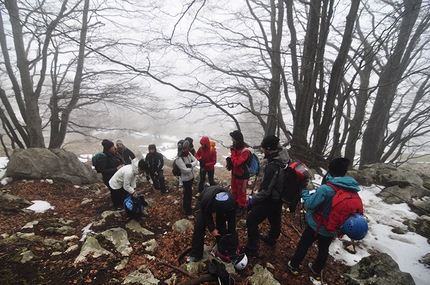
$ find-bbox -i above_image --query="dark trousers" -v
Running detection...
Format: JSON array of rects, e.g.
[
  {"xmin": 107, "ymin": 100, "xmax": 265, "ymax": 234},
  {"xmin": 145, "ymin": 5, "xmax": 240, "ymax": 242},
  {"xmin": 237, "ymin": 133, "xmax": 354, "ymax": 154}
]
[
  {"xmin": 110, "ymin": 188, "xmax": 127, "ymax": 208},
  {"xmin": 198, "ymin": 170, "xmax": 216, "ymax": 193},
  {"xmin": 246, "ymin": 199, "xmax": 283, "ymax": 250},
  {"xmin": 151, "ymin": 170, "xmax": 167, "ymax": 193},
  {"xmin": 290, "ymin": 225, "xmax": 334, "ymax": 273},
  {"xmin": 183, "ymin": 179, "xmax": 194, "ymax": 215},
  {"xmin": 190, "ymin": 210, "xmax": 236, "ymax": 258}
]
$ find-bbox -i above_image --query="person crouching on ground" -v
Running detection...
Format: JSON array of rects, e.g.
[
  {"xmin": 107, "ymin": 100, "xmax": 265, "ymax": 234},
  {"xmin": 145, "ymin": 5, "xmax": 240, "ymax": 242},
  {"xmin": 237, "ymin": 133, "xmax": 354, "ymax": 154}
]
[
  {"xmin": 109, "ymin": 158, "xmax": 146, "ymax": 209},
  {"xmin": 242, "ymin": 135, "xmax": 289, "ymax": 256},
  {"xmin": 287, "ymin": 157, "xmax": 359, "ymax": 280},
  {"xmin": 186, "ymin": 186, "xmax": 237, "ymax": 263}
]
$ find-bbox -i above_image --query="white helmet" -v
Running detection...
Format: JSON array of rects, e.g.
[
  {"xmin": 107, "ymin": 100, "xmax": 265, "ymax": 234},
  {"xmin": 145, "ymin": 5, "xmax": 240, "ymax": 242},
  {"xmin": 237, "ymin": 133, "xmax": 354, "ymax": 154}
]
[{"xmin": 233, "ymin": 253, "xmax": 248, "ymax": 270}]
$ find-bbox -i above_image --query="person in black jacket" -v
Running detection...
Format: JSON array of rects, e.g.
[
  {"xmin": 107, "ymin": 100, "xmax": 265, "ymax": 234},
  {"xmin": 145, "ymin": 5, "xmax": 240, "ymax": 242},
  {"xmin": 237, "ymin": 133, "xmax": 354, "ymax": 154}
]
[
  {"xmin": 145, "ymin": 144, "xmax": 167, "ymax": 193},
  {"xmin": 116, "ymin": 140, "xmax": 136, "ymax": 165},
  {"xmin": 242, "ymin": 135, "xmax": 290, "ymax": 256},
  {"xmin": 186, "ymin": 186, "xmax": 237, "ymax": 263},
  {"xmin": 97, "ymin": 139, "xmax": 125, "ymax": 210}
]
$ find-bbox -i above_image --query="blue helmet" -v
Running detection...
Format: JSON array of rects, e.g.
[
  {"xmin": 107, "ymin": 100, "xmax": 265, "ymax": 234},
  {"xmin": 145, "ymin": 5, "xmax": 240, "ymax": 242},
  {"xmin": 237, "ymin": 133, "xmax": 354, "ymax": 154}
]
[{"xmin": 340, "ymin": 214, "xmax": 368, "ymax": 240}]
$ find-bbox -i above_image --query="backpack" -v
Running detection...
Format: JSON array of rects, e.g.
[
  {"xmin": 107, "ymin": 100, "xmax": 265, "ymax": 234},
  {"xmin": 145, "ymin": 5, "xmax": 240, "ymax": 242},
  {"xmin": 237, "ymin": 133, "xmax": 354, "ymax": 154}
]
[
  {"xmin": 313, "ymin": 183, "xmax": 364, "ymax": 235},
  {"xmin": 241, "ymin": 148, "xmax": 259, "ymax": 178},
  {"xmin": 172, "ymin": 157, "xmax": 183, "ymax": 176},
  {"xmin": 272, "ymin": 159, "xmax": 309, "ymax": 211},
  {"xmin": 210, "ymin": 232, "xmax": 239, "ymax": 263},
  {"xmin": 92, "ymin": 152, "xmax": 106, "ymax": 173},
  {"xmin": 124, "ymin": 195, "xmax": 148, "ymax": 220}
]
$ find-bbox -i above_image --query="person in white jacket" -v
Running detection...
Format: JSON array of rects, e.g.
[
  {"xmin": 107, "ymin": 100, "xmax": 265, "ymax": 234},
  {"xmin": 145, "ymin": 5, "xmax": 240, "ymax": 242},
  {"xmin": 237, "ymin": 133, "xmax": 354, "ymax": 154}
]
[
  {"xmin": 175, "ymin": 140, "xmax": 198, "ymax": 219},
  {"xmin": 109, "ymin": 158, "xmax": 145, "ymax": 210}
]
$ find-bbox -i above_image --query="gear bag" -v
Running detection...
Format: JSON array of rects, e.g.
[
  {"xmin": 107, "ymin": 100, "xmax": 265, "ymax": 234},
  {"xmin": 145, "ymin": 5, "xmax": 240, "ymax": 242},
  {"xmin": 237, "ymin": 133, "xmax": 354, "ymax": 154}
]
[
  {"xmin": 124, "ymin": 195, "xmax": 148, "ymax": 220},
  {"xmin": 238, "ymin": 148, "xmax": 259, "ymax": 179},
  {"xmin": 210, "ymin": 232, "xmax": 239, "ymax": 263},
  {"xmin": 92, "ymin": 152, "xmax": 106, "ymax": 173},
  {"xmin": 271, "ymin": 159, "xmax": 309, "ymax": 212},
  {"xmin": 172, "ymin": 157, "xmax": 184, "ymax": 177},
  {"xmin": 312, "ymin": 183, "xmax": 364, "ymax": 236}
]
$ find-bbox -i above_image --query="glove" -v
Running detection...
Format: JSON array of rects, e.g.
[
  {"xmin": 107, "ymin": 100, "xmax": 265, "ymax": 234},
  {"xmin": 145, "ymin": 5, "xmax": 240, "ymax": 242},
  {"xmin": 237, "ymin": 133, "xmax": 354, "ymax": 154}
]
[
  {"xmin": 226, "ymin": 157, "xmax": 233, "ymax": 171},
  {"xmin": 199, "ymin": 159, "xmax": 205, "ymax": 168},
  {"xmin": 186, "ymin": 164, "xmax": 192, "ymax": 168},
  {"xmin": 246, "ymin": 195, "xmax": 254, "ymax": 212}
]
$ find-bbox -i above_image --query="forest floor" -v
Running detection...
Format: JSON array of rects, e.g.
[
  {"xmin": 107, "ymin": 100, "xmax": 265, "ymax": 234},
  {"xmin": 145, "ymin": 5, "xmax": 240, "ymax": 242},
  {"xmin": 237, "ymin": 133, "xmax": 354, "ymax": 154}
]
[{"xmin": 0, "ymin": 167, "xmax": 351, "ymax": 285}]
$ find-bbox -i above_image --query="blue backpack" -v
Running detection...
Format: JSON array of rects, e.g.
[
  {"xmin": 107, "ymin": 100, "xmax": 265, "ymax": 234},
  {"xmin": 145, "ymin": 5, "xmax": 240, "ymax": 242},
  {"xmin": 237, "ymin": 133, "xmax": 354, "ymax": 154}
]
[
  {"xmin": 92, "ymin": 152, "xmax": 106, "ymax": 173},
  {"xmin": 124, "ymin": 195, "xmax": 148, "ymax": 220},
  {"xmin": 248, "ymin": 152, "xmax": 259, "ymax": 175}
]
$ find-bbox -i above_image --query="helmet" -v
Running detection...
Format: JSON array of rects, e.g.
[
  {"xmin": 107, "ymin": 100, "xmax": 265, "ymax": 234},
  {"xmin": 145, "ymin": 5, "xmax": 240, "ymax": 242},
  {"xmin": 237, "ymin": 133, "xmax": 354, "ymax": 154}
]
[
  {"xmin": 233, "ymin": 253, "xmax": 248, "ymax": 270},
  {"xmin": 340, "ymin": 214, "xmax": 368, "ymax": 240}
]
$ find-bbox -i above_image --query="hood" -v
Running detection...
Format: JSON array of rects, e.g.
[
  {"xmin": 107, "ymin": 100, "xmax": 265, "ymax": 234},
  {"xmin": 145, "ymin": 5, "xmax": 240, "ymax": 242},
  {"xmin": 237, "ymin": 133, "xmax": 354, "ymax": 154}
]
[
  {"xmin": 326, "ymin": 174, "xmax": 361, "ymax": 193},
  {"xmin": 269, "ymin": 147, "xmax": 290, "ymax": 165},
  {"xmin": 131, "ymin": 158, "xmax": 139, "ymax": 174},
  {"xmin": 200, "ymin": 136, "xmax": 210, "ymax": 147},
  {"xmin": 148, "ymin": 144, "xmax": 157, "ymax": 152}
]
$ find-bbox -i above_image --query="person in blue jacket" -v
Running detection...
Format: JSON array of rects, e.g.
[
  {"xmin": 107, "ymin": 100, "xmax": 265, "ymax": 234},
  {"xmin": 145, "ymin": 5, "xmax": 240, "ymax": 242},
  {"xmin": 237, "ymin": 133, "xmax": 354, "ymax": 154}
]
[{"xmin": 287, "ymin": 157, "xmax": 360, "ymax": 280}]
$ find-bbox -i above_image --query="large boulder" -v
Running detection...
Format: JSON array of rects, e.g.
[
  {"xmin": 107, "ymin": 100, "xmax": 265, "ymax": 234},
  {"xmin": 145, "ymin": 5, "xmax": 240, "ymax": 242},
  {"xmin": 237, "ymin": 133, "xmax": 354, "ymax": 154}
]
[
  {"xmin": 5, "ymin": 148, "xmax": 99, "ymax": 184},
  {"xmin": 344, "ymin": 252, "xmax": 416, "ymax": 285}
]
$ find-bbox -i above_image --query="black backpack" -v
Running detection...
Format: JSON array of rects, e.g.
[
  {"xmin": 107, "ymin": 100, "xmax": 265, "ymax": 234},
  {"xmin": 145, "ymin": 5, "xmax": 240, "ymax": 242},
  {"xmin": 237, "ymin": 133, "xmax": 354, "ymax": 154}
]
[
  {"xmin": 92, "ymin": 152, "xmax": 106, "ymax": 173},
  {"xmin": 271, "ymin": 159, "xmax": 309, "ymax": 212},
  {"xmin": 124, "ymin": 195, "xmax": 148, "ymax": 220},
  {"xmin": 172, "ymin": 157, "xmax": 184, "ymax": 176}
]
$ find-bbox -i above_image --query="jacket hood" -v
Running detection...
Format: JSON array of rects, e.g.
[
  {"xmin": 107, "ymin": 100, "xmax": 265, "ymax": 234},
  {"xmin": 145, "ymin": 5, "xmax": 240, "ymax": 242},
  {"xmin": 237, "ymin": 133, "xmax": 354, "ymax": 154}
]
[
  {"xmin": 131, "ymin": 158, "xmax": 139, "ymax": 174},
  {"xmin": 200, "ymin": 136, "xmax": 210, "ymax": 147},
  {"xmin": 148, "ymin": 144, "xmax": 157, "ymax": 152},
  {"xmin": 326, "ymin": 174, "xmax": 360, "ymax": 192},
  {"xmin": 269, "ymin": 147, "xmax": 290, "ymax": 165}
]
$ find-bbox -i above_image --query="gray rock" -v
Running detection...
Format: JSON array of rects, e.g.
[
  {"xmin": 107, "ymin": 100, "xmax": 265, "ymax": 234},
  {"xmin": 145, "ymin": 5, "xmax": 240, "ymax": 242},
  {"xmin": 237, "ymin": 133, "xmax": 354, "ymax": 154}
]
[
  {"xmin": 247, "ymin": 264, "xmax": 281, "ymax": 285},
  {"xmin": 172, "ymin": 219, "xmax": 193, "ymax": 233},
  {"xmin": 100, "ymin": 228, "xmax": 132, "ymax": 257},
  {"xmin": 74, "ymin": 236, "xmax": 114, "ymax": 264},
  {"xmin": 377, "ymin": 185, "xmax": 411, "ymax": 204},
  {"xmin": 5, "ymin": 148, "xmax": 99, "ymax": 184},
  {"xmin": 344, "ymin": 252, "xmax": 416, "ymax": 285}
]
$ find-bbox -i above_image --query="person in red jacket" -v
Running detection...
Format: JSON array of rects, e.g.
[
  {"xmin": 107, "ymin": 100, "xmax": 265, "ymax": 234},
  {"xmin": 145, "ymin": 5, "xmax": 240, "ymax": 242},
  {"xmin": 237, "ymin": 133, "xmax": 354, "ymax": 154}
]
[
  {"xmin": 226, "ymin": 130, "xmax": 250, "ymax": 217},
  {"xmin": 195, "ymin": 136, "xmax": 217, "ymax": 196}
]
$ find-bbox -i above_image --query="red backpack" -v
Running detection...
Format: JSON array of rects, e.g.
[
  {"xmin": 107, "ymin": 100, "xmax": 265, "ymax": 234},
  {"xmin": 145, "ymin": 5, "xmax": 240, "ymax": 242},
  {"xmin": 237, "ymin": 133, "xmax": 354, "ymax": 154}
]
[{"xmin": 313, "ymin": 183, "xmax": 364, "ymax": 234}]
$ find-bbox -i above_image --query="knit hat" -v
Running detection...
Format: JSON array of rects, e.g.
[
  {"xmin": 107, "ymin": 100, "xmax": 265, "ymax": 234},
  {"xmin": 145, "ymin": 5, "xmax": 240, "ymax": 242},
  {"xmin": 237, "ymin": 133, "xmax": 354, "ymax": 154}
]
[
  {"xmin": 328, "ymin": 157, "xmax": 350, "ymax": 177},
  {"xmin": 229, "ymin": 130, "xmax": 244, "ymax": 143},
  {"xmin": 185, "ymin": 137, "xmax": 194, "ymax": 148},
  {"xmin": 261, "ymin": 135, "xmax": 280, "ymax": 150},
  {"xmin": 102, "ymin": 139, "xmax": 114, "ymax": 151},
  {"xmin": 214, "ymin": 192, "xmax": 231, "ymax": 214},
  {"xmin": 116, "ymin": 140, "xmax": 123, "ymax": 146}
]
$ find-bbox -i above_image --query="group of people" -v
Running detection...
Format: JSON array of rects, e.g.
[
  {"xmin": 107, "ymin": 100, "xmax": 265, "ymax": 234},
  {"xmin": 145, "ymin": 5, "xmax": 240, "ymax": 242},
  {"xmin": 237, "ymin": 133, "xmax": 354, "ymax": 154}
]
[
  {"xmin": 185, "ymin": 131, "xmax": 361, "ymax": 281},
  {"xmin": 94, "ymin": 132, "xmax": 361, "ymax": 280}
]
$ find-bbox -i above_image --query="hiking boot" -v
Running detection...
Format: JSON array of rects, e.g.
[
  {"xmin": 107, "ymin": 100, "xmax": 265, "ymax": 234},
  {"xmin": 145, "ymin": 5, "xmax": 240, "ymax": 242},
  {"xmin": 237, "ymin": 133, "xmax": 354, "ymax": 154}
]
[
  {"xmin": 287, "ymin": 261, "xmax": 300, "ymax": 276},
  {"xmin": 236, "ymin": 207, "xmax": 244, "ymax": 217},
  {"xmin": 308, "ymin": 263, "xmax": 321, "ymax": 280},
  {"xmin": 259, "ymin": 234, "xmax": 277, "ymax": 247},
  {"xmin": 186, "ymin": 256, "xmax": 200, "ymax": 263},
  {"xmin": 239, "ymin": 245, "xmax": 258, "ymax": 256}
]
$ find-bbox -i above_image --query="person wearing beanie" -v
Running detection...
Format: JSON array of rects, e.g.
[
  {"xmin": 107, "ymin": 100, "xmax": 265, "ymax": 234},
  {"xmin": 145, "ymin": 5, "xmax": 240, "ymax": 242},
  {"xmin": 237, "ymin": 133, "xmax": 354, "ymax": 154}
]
[
  {"xmin": 242, "ymin": 135, "xmax": 289, "ymax": 256},
  {"xmin": 288, "ymin": 157, "xmax": 360, "ymax": 280},
  {"xmin": 115, "ymin": 140, "xmax": 136, "ymax": 165},
  {"xmin": 186, "ymin": 186, "xmax": 237, "ymax": 263},
  {"xmin": 226, "ymin": 130, "xmax": 250, "ymax": 217},
  {"xmin": 145, "ymin": 144, "xmax": 167, "ymax": 193},
  {"xmin": 97, "ymin": 139, "xmax": 126, "ymax": 210},
  {"xmin": 175, "ymin": 139, "xmax": 199, "ymax": 219},
  {"xmin": 194, "ymin": 136, "xmax": 217, "ymax": 196}
]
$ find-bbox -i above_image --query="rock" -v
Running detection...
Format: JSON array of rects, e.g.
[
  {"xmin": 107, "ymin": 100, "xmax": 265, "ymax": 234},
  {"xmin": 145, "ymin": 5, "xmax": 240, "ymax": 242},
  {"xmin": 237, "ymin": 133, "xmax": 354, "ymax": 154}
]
[
  {"xmin": 377, "ymin": 185, "xmax": 411, "ymax": 204},
  {"xmin": 5, "ymin": 148, "xmax": 99, "ymax": 184},
  {"xmin": 172, "ymin": 219, "xmax": 193, "ymax": 233},
  {"xmin": 420, "ymin": 253, "xmax": 430, "ymax": 266},
  {"xmin": 247, "ymin": 264, "xmax": 281, "ymax": 285},
  {"xmin": 122, "ymin": 265, "xmax": 159, "ymax": 284},
  {"xmin": 74, "ymin": 236, "xmax": 114, "ymax": 263},
  {"xmin": 100, "ymin": 228, "xmax": 132, "ymax": 257},
  {"xmin": 126, "ymin": 220, "xmax": 154, "ymax": 235},
  {"xmin": 344, "ymin": 252, "xmax": 416, "ymax": 285}
]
